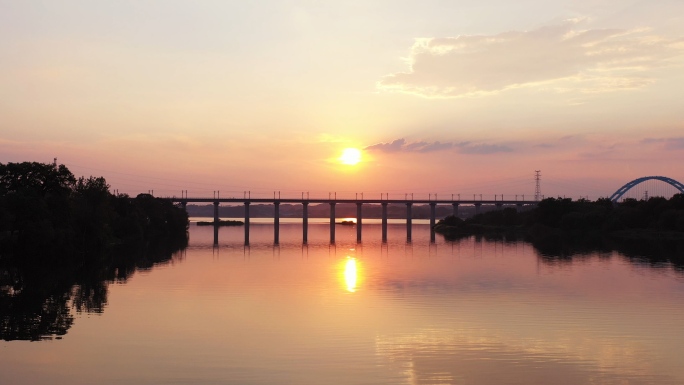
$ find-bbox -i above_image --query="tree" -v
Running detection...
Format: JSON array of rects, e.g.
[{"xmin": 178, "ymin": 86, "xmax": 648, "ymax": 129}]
[{"xmin": 0, "ymin": 162, "xmax": 75, "ymax": 197}]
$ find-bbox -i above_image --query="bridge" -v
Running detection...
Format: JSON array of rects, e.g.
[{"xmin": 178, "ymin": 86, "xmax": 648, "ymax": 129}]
[
  {"xmin": 162, "ymin": 175, "xmax": 684, "ymax": 245},
  {"xmin": 610, "ymin": 176, "xmax": 684, "ymax": 202},
  {"xmin": 169, "ymin": 196, "xmax": 538, "ymax": 245}
]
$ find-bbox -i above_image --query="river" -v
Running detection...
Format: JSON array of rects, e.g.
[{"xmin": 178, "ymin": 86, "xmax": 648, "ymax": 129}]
[{"xmin": 2, "ymin": 219, "xmax": 684, "ymax": 385}]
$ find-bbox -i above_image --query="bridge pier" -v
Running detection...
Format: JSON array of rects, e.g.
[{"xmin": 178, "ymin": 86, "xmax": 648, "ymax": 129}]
[
  {"xmin": 329, "ymin": 202, "xmax": 336, "ymax": 243},
  {"xmin": 475, "ymin": 203, "xmax": 481, "ymax": 215},
  {"xmin": 381, "ymin": 202, "xmax": 388, "ymax": 242},
  {"xmin": 430, "ymin": 203, "xmax": 436, "ymax": 243},
  {"xmin": 213, "ymin": 201, "xmax": 220, "ymax": 245},
  {"xmin": 452, "ymin": 203, "xmax": 459, "ymax": 217},
  {"xmin": 406, "ymin": 202, "xmax": 412, "ymax": 242},
  {"xmin": 303, "ymin": 202, "xmax": 309, "ymax": 244},
  {"xmin": 356, "ymin": 202, "xmax": 362, "ymax": 242},
  {"xmin": 244, "ymin": 202, "xmax": 250, "ymax": 245},
  {"xmin": 274, "ymin": 201, "xmax": 280, "ymax": 244},
  {"xmin": 181, "ymin": 201, "xmax": 187, "ymax": 211}
]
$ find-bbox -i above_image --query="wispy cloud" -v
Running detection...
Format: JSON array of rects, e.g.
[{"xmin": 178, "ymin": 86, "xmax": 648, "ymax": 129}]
[
  {"xmin": 365, "ymin": 138, "xmax": 408, "ymax": 152},
  {"xmin": 365, "ymin": 138, "xmax": 512, "ymax": 154},
  {"xmin": 457, "ymin": 142, "xmax": 513, "ymax": 154},
  {"xmin": 378, "ymin": 20, "xmax": 684, "ymax": 98},
  {"xmin": 642, "ymin": 137, "xmax": 684, "ymax": 150}
]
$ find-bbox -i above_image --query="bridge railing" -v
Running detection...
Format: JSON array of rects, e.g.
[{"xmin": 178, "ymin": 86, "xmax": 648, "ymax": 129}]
[{"xmin": 155, "ymin": 190, "xmax": 539, "ymax": 203}]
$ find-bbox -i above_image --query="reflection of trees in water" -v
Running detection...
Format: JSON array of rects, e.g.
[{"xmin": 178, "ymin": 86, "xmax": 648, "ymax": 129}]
[
  {"xmin": 532, "ymin": 235, "xmax": 684, "ymax": 273},
  {"xmin": 440, "ymin": 232, "xmax": 684, "ymax": 274},
  {"xmin": 0, "ymin": 236, "xmax": 187, "ymax": 341},
  {"xmin": 0, "ymin": 285, "xmax": 74, "ymax": 341},
  {"xmin": 441, "ymin": 229, "xmax": 523, "ymax": 245},
  {"xmin": 608, "ymin": 238, "xmax": 684, "ymax": 273}
]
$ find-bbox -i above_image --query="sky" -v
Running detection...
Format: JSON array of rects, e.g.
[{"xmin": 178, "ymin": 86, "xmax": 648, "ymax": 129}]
[{"xmin": 1, "ymin": 0, "xmax": 684, "ymax": 200}]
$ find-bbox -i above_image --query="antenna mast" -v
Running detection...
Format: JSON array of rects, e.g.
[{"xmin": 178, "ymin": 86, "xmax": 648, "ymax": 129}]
[{"xmin": 534, "ymin": 170, "xmax": 542, "ymax": 201}]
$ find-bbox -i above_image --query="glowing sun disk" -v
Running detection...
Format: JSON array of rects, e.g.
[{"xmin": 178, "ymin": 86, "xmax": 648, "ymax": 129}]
[{"xmin": 340, "ymin": 148, "xmax": 362, "ymax": 165}]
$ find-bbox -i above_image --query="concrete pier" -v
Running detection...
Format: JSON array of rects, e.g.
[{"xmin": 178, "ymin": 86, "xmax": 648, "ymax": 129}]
[
  {"xmin": 429, "ymin": 203, "xmax": 436, "ymax": 243},
  {"xmin": 274, "ymin": 201, "xmax": 280, "ymax": 244},
  {"xmin": 429, "ymin": 203, "xmax": 436, "ymax": 228},
  {"xmin": 303, "ymin": 202, "xmax": 309, "ymax": 243},
  {"xmin": 329, "ymin": 202, "xmax": 336, "ymax": 243},
  {"xmin": 213, "ymin": 201, "xmax": 220, "ymax": 245},
  {"xmin": 406, "ymin": 202, "xmax": 413, "ymax": 242},
  {"xmin": 475, "ymin": 203, "xmax": 481, "ymax": 215},
  {"xmin": 452, "ymin": 203, "xmax": 459, "ymax": 217},
  {"xmin": 381, "ymin": 202, "xmax": 388, "ymax": 242},
  {"xmin": 244, "ymin": 202, "xmax": 250, "ymax": 245},
  {"xmin": 356, "ymin": 202, "xmax": 362, "ymax": 242}
]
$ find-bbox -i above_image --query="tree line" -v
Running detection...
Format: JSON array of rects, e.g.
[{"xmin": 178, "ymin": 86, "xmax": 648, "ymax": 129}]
[
  {"xmin": 436, "ymin": 195, "xmax": 684, "ymax": 235},
  {"xmin": 0, "ymin": 161, "xmax": 188, "ymax": 257}
]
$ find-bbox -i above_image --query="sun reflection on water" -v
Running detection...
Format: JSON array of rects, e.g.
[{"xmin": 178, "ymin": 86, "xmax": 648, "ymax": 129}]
[{"xmin": 344, "ymin": 257, "xmax": 358, "ymax": 293}]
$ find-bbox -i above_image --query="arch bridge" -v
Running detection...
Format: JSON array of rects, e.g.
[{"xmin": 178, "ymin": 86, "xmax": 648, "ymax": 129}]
[{"xmin": 610, "ymin": 176, "xmax": 684, "ymax": 202}]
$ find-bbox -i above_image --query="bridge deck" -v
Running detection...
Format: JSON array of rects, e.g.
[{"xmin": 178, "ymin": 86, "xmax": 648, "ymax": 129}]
[{"xmin": 168, "ymin": 198, "xmax": 537, "ymax": 205}]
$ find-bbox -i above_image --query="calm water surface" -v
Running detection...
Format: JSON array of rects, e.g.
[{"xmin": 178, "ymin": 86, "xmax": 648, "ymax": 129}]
[{"xmin": 2, "ymin": 220, "xmax": 684, "ymax": 385}]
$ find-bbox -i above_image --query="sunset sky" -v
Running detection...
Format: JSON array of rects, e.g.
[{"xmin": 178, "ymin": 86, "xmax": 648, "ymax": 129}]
[{"xmin": 2, "ymin": 1, "xmax": 683, "ymax": 199}]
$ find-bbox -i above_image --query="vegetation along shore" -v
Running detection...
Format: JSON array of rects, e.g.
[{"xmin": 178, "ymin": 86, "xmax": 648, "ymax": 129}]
[{"xmin": 0, "ymin": 161, "xmax": 189, "ymax": 257}]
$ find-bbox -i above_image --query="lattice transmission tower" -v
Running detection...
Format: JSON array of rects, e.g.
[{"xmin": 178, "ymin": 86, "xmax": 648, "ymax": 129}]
[{"xmin": 534, "ymin": 170, "xmax": 542, "ymax": 201}]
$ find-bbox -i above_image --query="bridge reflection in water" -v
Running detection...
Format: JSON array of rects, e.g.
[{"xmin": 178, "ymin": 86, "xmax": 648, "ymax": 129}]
[{"xmin": 170, "ymin": 197, "xmax": 538, "ymax": 245}]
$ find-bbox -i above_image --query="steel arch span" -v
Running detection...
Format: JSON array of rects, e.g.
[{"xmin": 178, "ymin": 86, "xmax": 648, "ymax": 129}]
[{"xmin": 610, "ymin": 176, "xmax": 684, "ymax": 202}]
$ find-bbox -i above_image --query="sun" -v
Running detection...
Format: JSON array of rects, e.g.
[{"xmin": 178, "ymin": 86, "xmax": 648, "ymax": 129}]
[{"xmin": 339, "ymin": 148, "xmax": 362, "ymax": 165}]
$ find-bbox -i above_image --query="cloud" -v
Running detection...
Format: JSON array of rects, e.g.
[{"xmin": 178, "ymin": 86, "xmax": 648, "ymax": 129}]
[
  {"xmin": 378, "ymin": 20, "xmax": 684, "ymax": 98},
  {"xmin": 421, "ymin": 141, "xmax": 454, "ymax": 152},
  {"xmin": 457, "ymin": 142, "xmax": 513, "ymax": 154},
  {"xmin": 364, "ymin": 134, "xmax": 684, "ymax": 163},
  {"xmin": 365, "ymin": 138, "xmax": 512, "ymax": 154},
  {"xmin": 641, "ymin": 137, "xmax": 684, "ymax": 150},
  {"xmin": 365, "ymin": 138, "xmax": 407, "ymax": 152}
]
